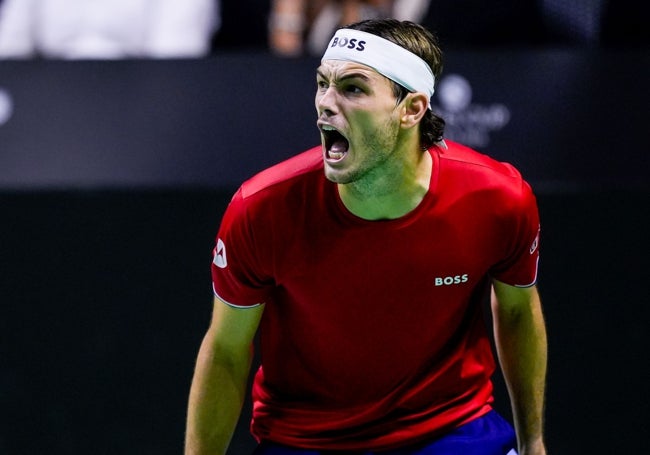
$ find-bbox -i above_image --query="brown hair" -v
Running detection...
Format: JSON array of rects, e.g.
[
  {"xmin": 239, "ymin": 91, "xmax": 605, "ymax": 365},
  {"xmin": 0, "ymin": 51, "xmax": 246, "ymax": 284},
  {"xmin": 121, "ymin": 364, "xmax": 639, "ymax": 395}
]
[{"xmin": 344, "ymin": 19, "xmax": 445, "ymax": 147}]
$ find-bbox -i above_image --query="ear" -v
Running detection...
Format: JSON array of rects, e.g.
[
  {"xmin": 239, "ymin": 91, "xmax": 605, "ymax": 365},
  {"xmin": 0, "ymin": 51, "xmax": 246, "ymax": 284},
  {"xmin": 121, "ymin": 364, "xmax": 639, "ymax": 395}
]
[{"xmin": 399, "ymin": 92, "xmax": 429, "ymax": 129}]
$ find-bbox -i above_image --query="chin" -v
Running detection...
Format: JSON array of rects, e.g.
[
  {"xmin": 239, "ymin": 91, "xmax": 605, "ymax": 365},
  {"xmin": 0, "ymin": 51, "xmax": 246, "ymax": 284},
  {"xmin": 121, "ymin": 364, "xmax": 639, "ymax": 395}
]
[
  {"xmin": 323, "ymin": 166, "xmax": 351, "ymax": 184},
  {"xmin": 323, "ymin": 168, "xmax": 342, "ymax": 183}
]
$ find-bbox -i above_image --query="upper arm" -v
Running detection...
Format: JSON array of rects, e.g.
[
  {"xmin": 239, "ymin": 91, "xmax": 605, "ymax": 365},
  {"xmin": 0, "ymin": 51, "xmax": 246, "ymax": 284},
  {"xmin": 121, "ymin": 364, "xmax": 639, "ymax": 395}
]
[
  {"xmin": 491, "ymin": 279, "xmax": 543, "ymax": 324},
  {"xmin": 205, "ymin": 296, "xmax": 264, "ymax": 355}
]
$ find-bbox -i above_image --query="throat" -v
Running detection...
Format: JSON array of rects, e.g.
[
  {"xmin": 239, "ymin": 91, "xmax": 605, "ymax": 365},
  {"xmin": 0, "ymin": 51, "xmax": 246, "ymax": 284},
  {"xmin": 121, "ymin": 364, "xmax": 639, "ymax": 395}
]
[
  {"xmin": 338, "ymin": 151, "xmax": 433, "ymax": 220},
  {"xmin": 339, "ymin": 185, "xmax": 428, "ymax": 220}
]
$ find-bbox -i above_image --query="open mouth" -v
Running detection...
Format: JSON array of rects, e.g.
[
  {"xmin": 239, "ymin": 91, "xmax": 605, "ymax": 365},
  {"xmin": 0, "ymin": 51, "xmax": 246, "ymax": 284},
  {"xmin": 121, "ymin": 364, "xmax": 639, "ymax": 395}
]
[{"xmin": 321, "ymin": 125, "xmax": 349, "ymax": 161}]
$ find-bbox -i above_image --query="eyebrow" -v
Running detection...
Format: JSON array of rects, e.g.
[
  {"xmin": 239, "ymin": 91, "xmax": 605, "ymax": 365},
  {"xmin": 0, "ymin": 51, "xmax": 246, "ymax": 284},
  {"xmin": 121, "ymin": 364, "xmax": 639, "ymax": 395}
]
[{"xmin": 316, "ymin": 69, "xmax": 372, "ymax": 84}]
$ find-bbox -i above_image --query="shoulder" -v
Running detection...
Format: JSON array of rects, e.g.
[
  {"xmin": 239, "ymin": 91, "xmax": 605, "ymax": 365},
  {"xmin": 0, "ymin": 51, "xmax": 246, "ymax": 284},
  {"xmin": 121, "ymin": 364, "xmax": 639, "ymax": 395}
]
[
  {"xmin": 437, "ymin": 140, "xmax": 523, "ymax": 180},
  {"xmin": 240, "ymin": 146, "xmax": 323, "ymax": 200},
  {"xmin": 225, "ymin": 146, "xmax": 324, "ymax": 223},
  {"xmin": 435, "ymin": 140, "xmax": 534, "ymax": 204},
  {"xmin": 220, "ymin": 146, "xmax": 324, "ymax": 244}
]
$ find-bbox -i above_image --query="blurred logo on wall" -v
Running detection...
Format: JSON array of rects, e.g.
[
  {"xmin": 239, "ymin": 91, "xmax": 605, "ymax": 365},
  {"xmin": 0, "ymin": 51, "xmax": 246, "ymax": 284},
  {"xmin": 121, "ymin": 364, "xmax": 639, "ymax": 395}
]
[
  {"xmin": 0, "ymin": 87, "xmax": 13, "ymax": 126},
  {"xmin": 432, "ymin": 74, "xmax": 510, "ymax": 148}
]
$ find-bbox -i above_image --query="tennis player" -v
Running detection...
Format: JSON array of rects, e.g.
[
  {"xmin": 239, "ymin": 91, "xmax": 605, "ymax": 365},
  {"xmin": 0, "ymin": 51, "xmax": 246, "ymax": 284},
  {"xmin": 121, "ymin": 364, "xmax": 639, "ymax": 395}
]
[{"xmin": 185, "ymin": 19, "xmax": 547, "ymax": 455}]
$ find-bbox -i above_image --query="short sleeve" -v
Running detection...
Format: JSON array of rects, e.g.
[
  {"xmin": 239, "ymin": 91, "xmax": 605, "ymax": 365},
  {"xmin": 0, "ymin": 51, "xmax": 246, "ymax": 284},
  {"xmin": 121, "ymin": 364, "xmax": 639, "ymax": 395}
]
[
  {"xmin": 490, "ymin": 179, "xmax": 541, "ymax": 287},
  {"xmin": 210, "ymin": 187, "xmax": 274, "ymax": 307}
]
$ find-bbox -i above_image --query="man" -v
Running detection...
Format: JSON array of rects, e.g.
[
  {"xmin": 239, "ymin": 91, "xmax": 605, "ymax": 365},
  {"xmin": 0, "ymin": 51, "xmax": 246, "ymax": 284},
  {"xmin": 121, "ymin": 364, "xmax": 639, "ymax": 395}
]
[{"xmin": 185, "ymin": 19, "xmax": 547, "ymax": 455}]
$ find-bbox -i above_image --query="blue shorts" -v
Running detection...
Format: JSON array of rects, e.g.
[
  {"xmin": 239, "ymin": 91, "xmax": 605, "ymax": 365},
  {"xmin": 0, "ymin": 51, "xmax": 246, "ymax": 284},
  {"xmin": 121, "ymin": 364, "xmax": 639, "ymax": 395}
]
[{"xmin": 252, "ymin": 410, "xmax": 517, "ymax": 455}]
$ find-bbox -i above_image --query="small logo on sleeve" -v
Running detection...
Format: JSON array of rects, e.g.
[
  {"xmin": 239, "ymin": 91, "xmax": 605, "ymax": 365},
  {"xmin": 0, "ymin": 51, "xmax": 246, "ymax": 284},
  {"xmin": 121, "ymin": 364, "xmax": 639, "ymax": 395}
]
[
  {"xmin": 530, "ymin": 226, "xmax": 540, "ymax": 254},
  {"xmin": 213, "ymin": 238, "xmax": 227, "ymax": 269}
]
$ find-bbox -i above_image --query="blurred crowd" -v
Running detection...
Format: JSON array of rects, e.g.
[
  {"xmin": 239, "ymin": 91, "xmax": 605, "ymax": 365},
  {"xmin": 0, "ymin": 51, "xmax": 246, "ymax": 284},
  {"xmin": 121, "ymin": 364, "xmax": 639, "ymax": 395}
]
[
  {"xmin": 0, "ymin": 0, "xmax": 219, "ymax": 59},
  {"xmin": 0, "ymin": 0, "xmax": 646, "ymax": 59}
]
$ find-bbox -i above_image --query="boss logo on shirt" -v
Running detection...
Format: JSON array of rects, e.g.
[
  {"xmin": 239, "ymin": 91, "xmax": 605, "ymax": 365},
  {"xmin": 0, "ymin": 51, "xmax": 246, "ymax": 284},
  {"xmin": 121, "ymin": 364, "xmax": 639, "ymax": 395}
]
[
  {"xmin": 330, "ymin": 37, "xmax": 366, "ymax": 51},
  {"xmin": 434, "ymin": 274, "xmax": 469, "ymax": 286}
]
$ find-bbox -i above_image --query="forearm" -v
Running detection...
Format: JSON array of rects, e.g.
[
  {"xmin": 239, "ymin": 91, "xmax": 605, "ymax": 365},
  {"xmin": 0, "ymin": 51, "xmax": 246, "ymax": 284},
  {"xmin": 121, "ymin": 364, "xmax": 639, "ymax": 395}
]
[
  {"xmin": 185, "ymin": 332, "xmax": 253, "ymax": 455},
  {"xmin": 492, "ymin": 285, "xmax": 547, "ymax": 454}
]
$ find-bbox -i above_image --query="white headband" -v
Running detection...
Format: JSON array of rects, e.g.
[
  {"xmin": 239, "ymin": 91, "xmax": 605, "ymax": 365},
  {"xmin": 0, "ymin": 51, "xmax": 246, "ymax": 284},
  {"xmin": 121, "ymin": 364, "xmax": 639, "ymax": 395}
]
[{"xmin": 321, "ymin": 29, "xmax": 435, "ymax": 107}]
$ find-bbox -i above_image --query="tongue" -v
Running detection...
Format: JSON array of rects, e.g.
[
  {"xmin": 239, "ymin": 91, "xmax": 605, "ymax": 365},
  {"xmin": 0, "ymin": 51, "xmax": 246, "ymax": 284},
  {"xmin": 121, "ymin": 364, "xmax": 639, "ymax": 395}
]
[{"xmin": 328, "ymin": 139, "xmax": 348, "ymax": 159}]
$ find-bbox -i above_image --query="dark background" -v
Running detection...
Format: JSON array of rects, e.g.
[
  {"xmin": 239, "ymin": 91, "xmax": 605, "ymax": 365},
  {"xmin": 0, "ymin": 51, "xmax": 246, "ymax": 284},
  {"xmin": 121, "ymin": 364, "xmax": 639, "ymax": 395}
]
[
  {"xmin": 1, "ymin": 2, "xmax": 649, "ymax": 452},
  {"xmin": 1, "ymin": 188, "xmax": 648, "ymax": 454}
]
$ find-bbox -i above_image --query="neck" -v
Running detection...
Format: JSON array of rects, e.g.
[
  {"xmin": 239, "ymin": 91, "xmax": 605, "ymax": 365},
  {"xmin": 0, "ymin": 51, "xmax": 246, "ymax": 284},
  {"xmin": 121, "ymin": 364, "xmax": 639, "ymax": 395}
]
[{"xmin": 338, "ymin": 147, "xmax": 432, "ymax": 220}]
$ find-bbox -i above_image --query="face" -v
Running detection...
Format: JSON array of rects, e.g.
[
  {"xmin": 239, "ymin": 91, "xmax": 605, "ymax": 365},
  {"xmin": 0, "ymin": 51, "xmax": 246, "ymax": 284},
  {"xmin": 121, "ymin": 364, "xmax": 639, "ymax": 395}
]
[{"xmin": 315, "ymin": 60, "xmax": 404, "ymax": 185}]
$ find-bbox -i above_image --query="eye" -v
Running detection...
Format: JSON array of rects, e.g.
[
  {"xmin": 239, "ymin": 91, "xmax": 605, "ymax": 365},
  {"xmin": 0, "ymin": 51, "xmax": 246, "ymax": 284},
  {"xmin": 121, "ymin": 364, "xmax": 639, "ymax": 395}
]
[
  {"xmin": 344, "ymin": 84, "xmax": 363, "ymax": 94},
  {"xmin": 316, "ymin": 79, "xmax": 328, "ymax": 90}
]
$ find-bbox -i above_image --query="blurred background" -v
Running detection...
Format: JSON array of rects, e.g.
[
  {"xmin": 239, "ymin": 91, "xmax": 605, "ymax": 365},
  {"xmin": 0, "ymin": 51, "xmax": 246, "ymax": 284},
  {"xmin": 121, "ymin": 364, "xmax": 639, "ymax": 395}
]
[{"xmin": 0, "ymin": 0, "xmax": 648, "ymax": 453}]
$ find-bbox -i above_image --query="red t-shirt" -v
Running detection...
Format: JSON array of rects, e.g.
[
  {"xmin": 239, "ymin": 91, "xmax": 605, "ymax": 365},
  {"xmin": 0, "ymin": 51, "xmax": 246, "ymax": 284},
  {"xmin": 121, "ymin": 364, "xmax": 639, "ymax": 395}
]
[{"xmin": 211, "ymin": 141, "xmax": 540, "ymax": 451}]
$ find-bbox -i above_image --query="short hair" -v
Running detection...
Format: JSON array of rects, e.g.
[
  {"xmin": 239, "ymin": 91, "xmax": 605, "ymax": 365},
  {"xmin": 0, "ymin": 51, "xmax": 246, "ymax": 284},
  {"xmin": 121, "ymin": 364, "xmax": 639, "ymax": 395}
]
[{"xmin": 343, "ymin": 19, "xmax": 445, "ymax": 148}]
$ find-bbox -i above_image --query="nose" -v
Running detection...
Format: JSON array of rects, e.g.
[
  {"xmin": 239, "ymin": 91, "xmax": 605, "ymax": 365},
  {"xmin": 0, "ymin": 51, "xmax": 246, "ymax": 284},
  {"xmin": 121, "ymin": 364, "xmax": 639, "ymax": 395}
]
[{"xmin": 316, "ymin": 86, "xmax": 337, "ymax": 116}]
